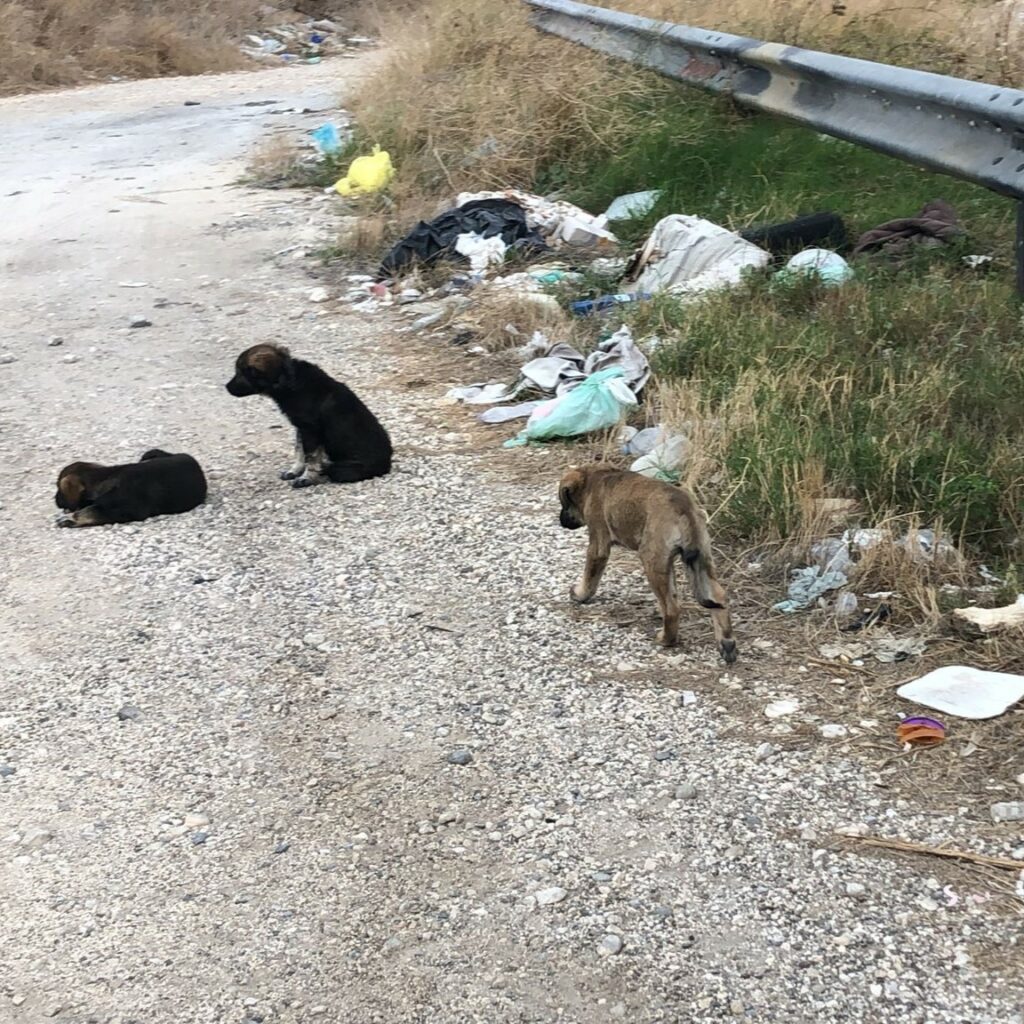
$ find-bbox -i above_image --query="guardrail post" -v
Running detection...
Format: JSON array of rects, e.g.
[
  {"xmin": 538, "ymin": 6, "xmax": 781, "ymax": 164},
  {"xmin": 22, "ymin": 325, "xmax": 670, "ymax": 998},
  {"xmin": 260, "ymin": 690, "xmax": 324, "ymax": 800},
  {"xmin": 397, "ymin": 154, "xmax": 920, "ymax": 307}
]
[{"xmin": 1017, "ymin": 202, "xmax": 1024, "ymax": 298}]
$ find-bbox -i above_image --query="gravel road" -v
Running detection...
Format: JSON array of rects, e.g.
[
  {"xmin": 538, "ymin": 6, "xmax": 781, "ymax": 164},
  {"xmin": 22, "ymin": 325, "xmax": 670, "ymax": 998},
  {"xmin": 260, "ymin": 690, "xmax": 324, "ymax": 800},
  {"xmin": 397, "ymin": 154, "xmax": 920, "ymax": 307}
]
[{"xmin": 1, "ymin": 57, "xmax": 1022, "ymax": 1024}]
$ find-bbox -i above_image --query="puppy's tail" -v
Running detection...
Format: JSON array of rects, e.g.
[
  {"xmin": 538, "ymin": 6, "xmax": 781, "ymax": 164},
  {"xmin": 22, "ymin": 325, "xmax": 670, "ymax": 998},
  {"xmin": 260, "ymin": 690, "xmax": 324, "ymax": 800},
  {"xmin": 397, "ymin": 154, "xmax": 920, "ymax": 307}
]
[{"xmin": 679, "ymin": 541, "xmax": 725, "ymax": 610}]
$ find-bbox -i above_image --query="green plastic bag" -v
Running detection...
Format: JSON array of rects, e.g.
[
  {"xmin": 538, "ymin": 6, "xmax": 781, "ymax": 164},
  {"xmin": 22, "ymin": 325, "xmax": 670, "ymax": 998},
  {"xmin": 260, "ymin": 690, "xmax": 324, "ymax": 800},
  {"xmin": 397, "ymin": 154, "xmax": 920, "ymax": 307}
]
[{"xmin": 504, "ymin": 367, "xmax": 637, "ymax": 447}]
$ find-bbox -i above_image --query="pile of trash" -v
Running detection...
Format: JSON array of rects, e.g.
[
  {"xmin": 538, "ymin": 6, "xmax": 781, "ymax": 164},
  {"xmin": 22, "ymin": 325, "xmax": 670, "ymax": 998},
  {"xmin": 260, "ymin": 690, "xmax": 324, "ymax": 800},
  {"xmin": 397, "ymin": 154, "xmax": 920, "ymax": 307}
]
[
  {"xmin": 446, "ymin": 325, "xmax": 652, "ymax": 446},
  {"xmin": 241, "ymin": 12, "xmax": 371, "ymax": 65}
]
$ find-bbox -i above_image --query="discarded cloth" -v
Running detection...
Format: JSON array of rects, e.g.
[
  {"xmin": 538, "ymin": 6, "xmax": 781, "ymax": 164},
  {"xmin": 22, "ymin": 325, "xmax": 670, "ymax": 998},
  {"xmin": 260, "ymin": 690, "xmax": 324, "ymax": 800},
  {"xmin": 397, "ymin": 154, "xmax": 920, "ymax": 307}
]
[
  {"xmin": 851, "ymin": 199, "xmax": 963, "ymax": 258},
  {"xmin": 311, "ymin": 122, "xmax": 342, "ymax": 155},
  {"xmin": 740, "ymin": 211, "xmax": 847, "ymax": 256},
  {"xmin": 505, "ymin": 367, "xmax": 637, "ymax": 447},
  {"xmin": 625, "ymin": 215, "xmax": 770, "ymax": 297},
  {"xmin": 445, "ymin": 382, "xmax": 523, "ymax": 405},
  {"xmin": 455, "ymin": 232, "xmax": 508, "ymax": 273},
  {"xmin": 380, "ymin": 199, "xmax": 546, "ymax": 277},
  {"xmin": 773, "ymin": 565, "xmax": 848, "ymax": 613},
  {"xmin": 334, "ymin": 145, "xmax": 394, "ymax": 197},
  {"xmin": 455, "ymin": 189, "xmax": 617, "ymax": 249},
  {"xmin": 819, "ymin": 634, "xmax": 927, "ymax": 663},
  {"xmin": 897, "ymin": 665, "xmax": 1024, "ymax": 720},
  {"xmin": 775, "ymin": 248, "xmax": 853, "ymax": 287},
  {"xmin": 519, "ymin": 327, "xmax": 650, "ymax": 397}
]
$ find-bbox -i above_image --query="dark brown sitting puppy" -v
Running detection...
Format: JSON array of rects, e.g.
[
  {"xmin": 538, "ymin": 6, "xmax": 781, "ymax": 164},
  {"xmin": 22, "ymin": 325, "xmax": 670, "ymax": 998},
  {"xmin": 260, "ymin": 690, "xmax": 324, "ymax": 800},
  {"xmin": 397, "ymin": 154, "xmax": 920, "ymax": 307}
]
[
  {"xmin": 225, "ymin": 343, "xmax": 392, "ymax": 487},
  {"xmin": 55, "ymin": 450, "xmax": 207, "ymax": 527},
  {"xmin": 559, "ymin": 463, "xmax": 737, "ymax": 664}
]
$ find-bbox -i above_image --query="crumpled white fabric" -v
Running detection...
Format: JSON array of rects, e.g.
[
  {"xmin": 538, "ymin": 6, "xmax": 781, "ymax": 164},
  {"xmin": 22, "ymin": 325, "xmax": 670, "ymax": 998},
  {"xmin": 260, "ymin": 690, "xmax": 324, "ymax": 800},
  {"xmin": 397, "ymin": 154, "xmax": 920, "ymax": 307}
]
[
  {"xmin": 454, "ymin": 232, "xmax": 508, "ymax": 272},
  {"xmin": 627, "ymin": 214, "xmax": 770, "ymax": 296},
  {"xmin": 456, "ymin": 189, "xmax": 617, "ymax": 248}
]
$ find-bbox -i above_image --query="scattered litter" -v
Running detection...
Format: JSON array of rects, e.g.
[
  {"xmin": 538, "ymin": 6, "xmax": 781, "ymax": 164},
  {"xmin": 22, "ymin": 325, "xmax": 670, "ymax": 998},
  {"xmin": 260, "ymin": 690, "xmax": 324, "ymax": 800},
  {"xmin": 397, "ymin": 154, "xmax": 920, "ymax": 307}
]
[
  {"xmin": 630, "ymin": 430, "xmax": 690, "ymax": 483},
  {"xmin": 334, "ymin": 145, "xmax": 393, "ymax": 198},
  {"xmin": 310, "ymin": 122, "xmax": 342, "ymax": 155},
  {"xmin": 765, "ymin": 699, "xmax": 800, "ymax": 719},
  {"xmin": 603, "ymin": 190, "xmax": 662, "ymax": 222},
  {"xmin": 570, "ymin": 292, "xmax": 652, "ymax": 317},
  {"xmin": 841, "ymin": 603, "xmax": 891, "ymax": 632},
  {"xmin": 896, "ymin": 715, "xmax": 946, "ymax": 747},
  {"xmin": 476, "ymin": 401, "xmax": 545, "ymax": 424},
  {"xmin": 624, "ymin": 214, "xmax": 770, "ymax": 297},
  {"xmin": 833, "ymin": 591, "xmax": 859, "ymax": 619},
  {"xmin": 775, "ymin": 248, "xmax": 853, "ymax": 287},
  {"xmin": 820, "ymin": 724, "xmax": 849, "ymax": 739},
  {"xmin": 819, "ymin": 634, "xmax": 926, "ymax": 663},
  {"xmin": 897, "ymin": 665, "xmax": 1024, "ymax": 720},
  {"xmin": 851, "ymin": 199, "xmax": 963, "ymax": 259},
  {"xmin": 739, "ymin": 211, "xmax": 847, "ymax": 256},
  {"xmin": 962, "ymin": 254, "xmax": 993, "ymax": 270},
  {"xmin": 446, "ymin": 383, "xmax": 520, "ymax": 405},
  {"xmin": 454, "ymin": 232, "xmax": 508, "ymax": 272},
  {"xmin": 381, "ymin": 199, "xmax": 544, "ymax": 277},
  {"xmin": 990, "ymin": 802, "xmax": 1024, "ymax": 823},
  {"xmin": 455, "ymin": 189, "xmax": 617, "ymax": 250},
  {"xmin": 505, "ymin": 367, "xmax": 637, "ymax": 447},
  {"xmin": 773, "ymin": 566, "xmax": 848, "ymax": 613},
  {"xmin": 680, "ymin": 690, "xmax": 698, "ymax": 707},
  {"xmin": 951, "ymin": 594, "xmax": 1024, "ymax": 638}
]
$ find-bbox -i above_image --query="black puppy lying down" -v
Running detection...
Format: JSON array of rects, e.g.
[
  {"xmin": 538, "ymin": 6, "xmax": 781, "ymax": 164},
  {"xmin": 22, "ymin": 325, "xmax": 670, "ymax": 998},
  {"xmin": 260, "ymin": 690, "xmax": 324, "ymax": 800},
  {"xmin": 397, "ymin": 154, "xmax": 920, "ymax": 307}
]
[
  {"xmin": 55, "ymin": 450, "xmax": 207, "ymax": 527},
  {"xmin": 225, "ymin": 343, "xmax": 392, "ymax": 487}
]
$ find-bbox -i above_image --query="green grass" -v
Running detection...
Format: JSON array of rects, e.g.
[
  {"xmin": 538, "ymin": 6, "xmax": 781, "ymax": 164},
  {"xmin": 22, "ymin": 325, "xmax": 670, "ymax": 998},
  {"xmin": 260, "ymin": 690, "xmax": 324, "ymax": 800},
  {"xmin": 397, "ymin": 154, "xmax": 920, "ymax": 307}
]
[{"xmin": 529, "ymin": 87, "xmax": 1024, "ymax": 559}]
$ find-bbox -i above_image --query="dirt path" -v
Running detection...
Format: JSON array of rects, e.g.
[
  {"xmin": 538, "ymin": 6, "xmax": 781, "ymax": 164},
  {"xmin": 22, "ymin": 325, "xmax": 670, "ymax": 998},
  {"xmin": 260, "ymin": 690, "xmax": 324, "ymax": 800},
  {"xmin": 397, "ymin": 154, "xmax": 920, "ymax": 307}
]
[{"xmin": 1, "ymin": 58, "xmax": 1022, "ymax": 1024}]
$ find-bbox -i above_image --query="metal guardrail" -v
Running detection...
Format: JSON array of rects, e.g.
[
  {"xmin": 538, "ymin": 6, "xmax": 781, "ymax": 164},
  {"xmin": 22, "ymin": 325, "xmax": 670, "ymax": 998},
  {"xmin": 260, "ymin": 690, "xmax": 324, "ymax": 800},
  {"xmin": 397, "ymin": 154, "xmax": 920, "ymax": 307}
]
[{"xmin": 525, "ymin": 0, "xmax": 1024, "ymax": 292}]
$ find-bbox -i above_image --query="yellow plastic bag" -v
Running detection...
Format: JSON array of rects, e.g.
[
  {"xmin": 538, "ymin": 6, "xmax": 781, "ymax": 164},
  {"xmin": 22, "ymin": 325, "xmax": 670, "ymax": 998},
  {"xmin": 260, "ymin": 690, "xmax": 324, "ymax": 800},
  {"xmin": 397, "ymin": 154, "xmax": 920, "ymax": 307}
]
[{"xmin": 333, "ymin": 144, "xmax": 394, "ymax": 197}]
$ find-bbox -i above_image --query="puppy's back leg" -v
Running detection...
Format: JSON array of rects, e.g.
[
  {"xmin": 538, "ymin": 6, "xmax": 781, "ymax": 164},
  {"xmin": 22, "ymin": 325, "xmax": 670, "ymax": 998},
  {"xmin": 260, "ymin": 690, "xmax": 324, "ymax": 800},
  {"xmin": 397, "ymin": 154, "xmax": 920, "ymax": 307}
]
[
  {"xmin": 322, "ymin": 460, "xmax": 389, "ymax": 484},
  {"xmin": 641, "ymin": 551, "xmax": 680, "ymax": 647},
  {"xmin": 57, "ymin": 505, "xmax": 115, "ymax": 527},
  {"xmin": 681, "ymin": 548, "xmax": 737, "ymax": 664}
]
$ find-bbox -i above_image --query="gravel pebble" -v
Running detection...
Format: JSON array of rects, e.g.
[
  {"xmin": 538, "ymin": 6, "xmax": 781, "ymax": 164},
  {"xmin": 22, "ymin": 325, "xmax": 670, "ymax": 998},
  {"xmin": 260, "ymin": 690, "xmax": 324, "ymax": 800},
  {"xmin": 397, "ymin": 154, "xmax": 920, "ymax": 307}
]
[{"xmin": 446, "ymin": 749, "xmax": 473, "ymax": 766}]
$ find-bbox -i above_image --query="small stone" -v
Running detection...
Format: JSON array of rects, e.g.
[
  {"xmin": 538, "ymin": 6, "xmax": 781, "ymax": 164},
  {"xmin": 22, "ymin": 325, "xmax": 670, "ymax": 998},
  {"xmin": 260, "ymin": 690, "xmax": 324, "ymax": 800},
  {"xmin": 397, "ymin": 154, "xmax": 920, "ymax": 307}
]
[
  {"xmin": 821, "ymin": 724, "xmax": 848, "ymax": 739},
  {"xmin": 129, "ymin": 316, "xmax": 152, "ymax": 328},
  {"xmin": 310, "ymin": 1006, "xmax": 328, "ymax": 1016},
  {"xmin": 729, "ymin": 999, "xmax": 745, "ymax": 1016},
  {"xmin": 447, "ymin": 749, "xmax": 473, "ymax": 766},
  {"xmin": 990, "ymin": 801, "xmax": 1024, "ymax": 823},
  {"xmin": 48, "ymin": 336, "xmax": 64, "ymax": 347},
  {"xmin": 591, "ymin": 871, "xmax": 613, "ymax": 883},
  {"xmin": 653, "ymin": 904, "xmax": 674, "ymax": 920},
  {"xmin": 308, "ymin": 287, "xmax": 330, "ymax": 303},
  {"xmin": 11, "ymin": 995, "xmax": 25, "ymax": 1006},
  {"xmin": 62, "ymin": 354, "xmax": 79, "ymax": 364},
  {"xmin": 21, "ymin": 827, "xmax": 53, "ymax": 848},
  {"xmin": 615, "ymin": 661, "xmax": 636, "ymax": 673},
  {"xmin": 117, "ymin": 704, "xmax": 143, "ymax": 722},
  {"xmin": 598, "ymin": 933, "xmax": 624, "ymax": 956},
  {"xmin": 1016, "ymin": 771, "xmax": 1024, "ymax": 787},
  {"xmin": 190, "ymin": 832, "xmax": 209, "ymax": 845},
  {"xmin": 274, "ymin": 841, "xmax": 290, "ymax": 854},
  {"xmin": 754, "ymin": 742, "xmax": 775, "ymax": 761},
  {"xmin": 534, "ymin": 886, "xmax": 567, "ymax": 906},
  {"xmin": 654, "ymin": 749, "xmax": 674, "ymax": 762},
  {"xmin": 184, "ymin": 812, "xmax": 209, "ymax": 829},
  {"xmin": 675, "ymin": 782, "xmax": 698, "ymax": 801},
  {"xmin": 846, "ymin": 881, "xmax": 866, "ymax": 897},
  {"xmin": 765, "ymin": 699, "xmax": 799, "ymax": 719},
  {"xmin": 0, "ymin": 764, "xmax": 15, "ymax": 778},
  {"xmin": 438, "ymin": 809, "xmax": 459, "ymax": 825},
  {"xmin": 0, "ymin": 353, "xmax": 16, "ymax": 364},
  {"xmin": 1010, "ymin": 846, "xmax": 1024, "ymax": 861}
]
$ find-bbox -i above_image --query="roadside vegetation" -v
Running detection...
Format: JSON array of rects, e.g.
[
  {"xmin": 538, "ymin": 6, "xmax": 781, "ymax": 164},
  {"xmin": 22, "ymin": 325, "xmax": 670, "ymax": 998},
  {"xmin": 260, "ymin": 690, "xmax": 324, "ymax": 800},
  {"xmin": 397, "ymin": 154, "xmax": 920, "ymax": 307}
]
[{"xmin": 346, "ymin": 0, "xmax": 1024, "ymax": 576}]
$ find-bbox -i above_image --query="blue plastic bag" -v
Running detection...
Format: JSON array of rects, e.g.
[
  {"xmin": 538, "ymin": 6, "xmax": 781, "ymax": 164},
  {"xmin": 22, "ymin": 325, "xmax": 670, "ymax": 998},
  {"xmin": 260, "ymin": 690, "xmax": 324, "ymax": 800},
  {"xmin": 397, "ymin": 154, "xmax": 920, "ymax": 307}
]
[
  {"xmin": 504, "ymin": 367, "xmax": 637, "ymax": 447},
  {"xmin": 311, "ymin": 122, "xmax": 342, "ymax": 155}
]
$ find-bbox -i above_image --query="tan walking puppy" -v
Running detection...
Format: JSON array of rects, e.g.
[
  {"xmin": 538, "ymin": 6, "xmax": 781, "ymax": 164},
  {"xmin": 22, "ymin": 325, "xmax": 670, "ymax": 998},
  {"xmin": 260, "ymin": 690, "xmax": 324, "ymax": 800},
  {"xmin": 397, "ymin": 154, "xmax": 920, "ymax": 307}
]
[{"xmin": 558, "ymin": 463, "xmax": 737, "ymax": 664}]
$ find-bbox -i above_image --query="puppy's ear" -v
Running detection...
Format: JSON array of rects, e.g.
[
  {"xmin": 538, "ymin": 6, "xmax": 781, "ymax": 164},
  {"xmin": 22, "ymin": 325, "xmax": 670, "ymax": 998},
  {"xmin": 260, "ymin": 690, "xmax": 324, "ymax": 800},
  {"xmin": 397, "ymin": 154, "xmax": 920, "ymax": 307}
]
[{"xmin": 558, "ymin": 467, "xmax": 586, "ymax": 508}]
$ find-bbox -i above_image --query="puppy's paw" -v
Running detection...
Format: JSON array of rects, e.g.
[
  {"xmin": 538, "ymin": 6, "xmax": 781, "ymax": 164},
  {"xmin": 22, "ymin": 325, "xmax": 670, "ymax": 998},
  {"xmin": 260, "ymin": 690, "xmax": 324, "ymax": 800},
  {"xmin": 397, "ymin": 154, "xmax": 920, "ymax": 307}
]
[
  {"xmin": 55, "ymin": 511, "xmax": 77, "ymax": 528},
  {"xmin": 719, "ymin": 640, "xmax": 738, "ymax": 665},
  {"xmin": 569, "ymin": 583, "xmax": 591, "ymax": 605},
  {"xmin": 279, "ymin": 469, "xmax": 301, "ymax": 481},
  {"xmin": 290, "ymin": 476, "xmax": 316, "ymax": 489},
  {"xmin": 656, "ymin": 628, "xmax": 678, "ymax": 647}
]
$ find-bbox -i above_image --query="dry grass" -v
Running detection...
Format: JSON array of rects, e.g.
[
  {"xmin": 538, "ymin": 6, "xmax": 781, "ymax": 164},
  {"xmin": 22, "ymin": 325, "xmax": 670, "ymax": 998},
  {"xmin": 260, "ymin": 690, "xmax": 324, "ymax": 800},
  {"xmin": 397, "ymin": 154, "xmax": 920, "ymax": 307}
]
[{"xmin": 0, "ymin": 0, "xmax": 264, "ymax": 94}]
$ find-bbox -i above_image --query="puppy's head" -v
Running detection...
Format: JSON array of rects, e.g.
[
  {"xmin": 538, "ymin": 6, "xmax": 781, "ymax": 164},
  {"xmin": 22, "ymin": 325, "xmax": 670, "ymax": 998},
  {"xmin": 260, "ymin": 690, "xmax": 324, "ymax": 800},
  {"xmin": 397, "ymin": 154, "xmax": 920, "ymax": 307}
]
[
  {"xmin": 558, "ymin": 465, "xmax": 588, "ymax": 530},
  {"xmin": 139, "ymin": 449, "xmax": 172, "ymax": 462},
  {"xmin": 225, "ymin": 344, "xmax": 291, "ymax": 397},
  {"xmin": 55, "ymin": 462, "xmax": 101, "ymax": 511}
]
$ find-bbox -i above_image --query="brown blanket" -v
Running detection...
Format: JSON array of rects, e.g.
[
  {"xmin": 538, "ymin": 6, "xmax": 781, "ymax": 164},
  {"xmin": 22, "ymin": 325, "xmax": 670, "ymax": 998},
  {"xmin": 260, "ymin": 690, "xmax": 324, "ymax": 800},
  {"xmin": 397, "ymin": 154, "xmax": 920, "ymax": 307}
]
[{"xmin": 851, "ymin": 199, "xmax": 963, "ymax": 258}]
